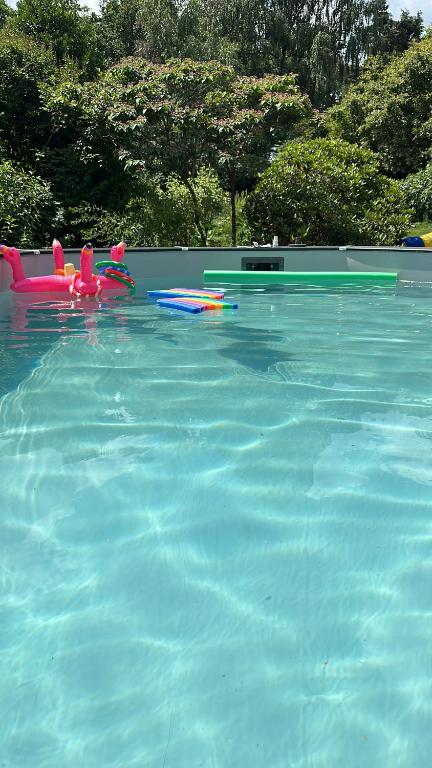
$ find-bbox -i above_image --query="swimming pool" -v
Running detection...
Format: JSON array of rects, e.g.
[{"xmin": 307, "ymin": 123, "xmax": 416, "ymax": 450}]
[{"xmin": 1, "ymin": 281, "xmax": 431, "ymax": 767}]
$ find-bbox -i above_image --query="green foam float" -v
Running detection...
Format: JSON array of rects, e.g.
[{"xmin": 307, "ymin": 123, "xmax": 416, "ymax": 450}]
[{"xmin": 203, "ymin": 270, "xmax": 398, "ymax": 285}]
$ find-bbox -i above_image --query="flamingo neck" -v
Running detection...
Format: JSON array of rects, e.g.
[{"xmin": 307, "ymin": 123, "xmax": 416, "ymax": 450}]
[
  {"xmin": 1, "ymin": 245, "xmax": 26, "ymax": 282},
  {"xmin": 80, "ymin": 246, "xmax": 93, "ymax": 283},
  {"xmin": 52, "ymin": 239, "xmax": 65, "ymax": 271},
  {"xmin": 110, "ymin": 245, "xmax": 119, "ymax": 262}
]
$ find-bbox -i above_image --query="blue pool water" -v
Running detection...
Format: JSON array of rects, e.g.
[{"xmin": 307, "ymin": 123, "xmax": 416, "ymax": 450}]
[{"xmin": 0, "ymin": 283, "xmax": 431, "ymax": 767}]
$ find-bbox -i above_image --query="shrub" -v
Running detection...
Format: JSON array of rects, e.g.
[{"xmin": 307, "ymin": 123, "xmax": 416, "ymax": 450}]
[
  {"xmin": 69, "ymin": 168, "xmax": 227, "ymax": 246},
  {"xmin": 0, "ymin": 161, "xmax": 61, "ymax": 246},
  {"xmin": 246, "ymin": 138, "xmax": 412, "ymax": 245},
  {"xmin": 400, "ymin": 163, "xmax": 432, "ymax": 222},
  {"xmin": 0, "ymin": 30, "xmax": 55, "ymax": 165}
]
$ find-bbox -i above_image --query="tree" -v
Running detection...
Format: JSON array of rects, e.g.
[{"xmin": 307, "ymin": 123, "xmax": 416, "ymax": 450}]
[
  {"xmin": 89, "ymin": 58, "xmax": 311, "ymax": 244},
  {"xmin": 69, "ymin": 167, "xmax": 226, "ymax": 245},
  {"xmin": 0, "ymin": 30, "xmax": 56, "ymax": 165},
  {"xmin": 175, "ymin": 0, "xmax": 423, "ymax": 108},
  {"xmin": 364, "ymin": 4, "xmax": 423, "ymax": 56},
  {"xmin": 245, "ymin": 138, "xmax": 411, "ymax": 245},
  {"xmin": 327, "ymin": 32, "xmax": 432, "ymax": 177},
  {"xmin": 99, "ymin": 0, "xmax": 142, "ymax": 61},
  {"xmin": 95, "ymin": 58, "xmax": 235, "ymax": 244},
  {"xmin": 13, "ymin": 0, "xmax": 104, "ymax": 77},
  {"xmin": 37, "ymin": 69, "xmax": 133, "ymax": 242},
  {"xmin": 0, "ymin": 161, "xmax": 60, "ymax": 246},
  {"xmin": 210, "ymin": 74, "xmax": 312, "ymax": 244},
  {"xmin": 0, "ymin": 0, "xmax": 13, "ymax": 27},
  {"xmin": 99, "ymin": 0, "xmax": 180, "ymax": 64},
  {"xmin": 165, "ymin": 168, "xmax": 227, "ymax": 244}
]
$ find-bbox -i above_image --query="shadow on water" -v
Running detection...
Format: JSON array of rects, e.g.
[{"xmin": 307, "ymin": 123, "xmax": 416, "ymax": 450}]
[{"xmin": 210, "ymin": 323, "xmax": 296, "ymax": 373}]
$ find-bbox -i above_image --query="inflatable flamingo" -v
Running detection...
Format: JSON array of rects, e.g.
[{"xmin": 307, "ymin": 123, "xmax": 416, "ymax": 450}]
[
  {"xmin": 53, "ymin": 238, "xmax": 65, "ymax": 273},
  {"xmin": 110, "ymin": 241, "xmax": 127, "ymax": 263},
  {"xmin": 0, "ymin": 241, "xmax": 135, "ymax": 296},
  {"xmin": 70, "ymin": 243, "xmax": 101, "ymax": 297},
  {"xmin": 0, "ymin": 244, "xmax": 72, "ymax": 293}
]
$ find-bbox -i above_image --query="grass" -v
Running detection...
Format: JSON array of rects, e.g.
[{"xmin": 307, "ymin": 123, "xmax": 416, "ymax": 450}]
[{"xmin": 406, "ymin": 220, "xmax": 432, "ymax": 237}]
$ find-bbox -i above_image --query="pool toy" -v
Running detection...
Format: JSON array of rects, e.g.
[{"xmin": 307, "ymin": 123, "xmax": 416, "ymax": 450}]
[
  {"xmin": 52, "ymin": 238, "xmax": 70, "ymax": 274},
  {"xmin": 148, "ymin": 288, "xmax": 225, "ymax": 300},
  {"xmin": 158, "ymin": 300, "xmax": 202, "ymax": 313},
  {"xmin": 95, "ymin": 241, "xmax": 136, "ymax": 291},
  {"xmin": 95, "ymin": 261, "xmax": 135, "ymax": 290},
  {"xmin": 157, "ymin": 296, "xmax": 237, "ymax": 313},
  {"xmin": 1, "ymin": 240, "xmax": 135, "ymax": 295},
  {"xmin": 70, "ymin": 244, "xmax": 101, "ymax": 297},
  {"xmin": 402, "ymin": 233, "xmax": 432, "ymax": 248},
  {"xmin": 148, "ymin": 286, "xmax": 236, "ymax": 313},
  {"xmin": 203, "ymin": 270, "xmax": 398, "ymax": 285}
]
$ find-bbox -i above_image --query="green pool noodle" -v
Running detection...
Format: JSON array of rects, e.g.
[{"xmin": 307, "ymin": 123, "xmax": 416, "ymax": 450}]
[{"xmin": 203, "ymin": 270, "xmax": 398, "ymax": 285}]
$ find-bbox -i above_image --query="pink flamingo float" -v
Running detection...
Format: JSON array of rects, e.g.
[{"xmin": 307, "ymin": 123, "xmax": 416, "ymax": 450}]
[{"xmin": 0, "ymin": 240, "xmax": 135, "ymax": 297}]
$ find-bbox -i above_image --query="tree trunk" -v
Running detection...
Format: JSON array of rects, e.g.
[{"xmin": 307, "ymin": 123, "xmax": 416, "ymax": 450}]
[
  {"xmin": 230, "ymin": 174, "xmax": 237, "ymax": 247},
  {"xmin": 184, "ymin": 178, "xmax": 207, "ymax": 246},
  {"xmin": 279, "ymin": 47, "xmax": 287, "ymax": 75}
]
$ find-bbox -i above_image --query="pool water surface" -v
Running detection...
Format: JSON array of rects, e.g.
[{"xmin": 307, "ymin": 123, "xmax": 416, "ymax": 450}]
[{"xmin": 0, "ymin": 283, "xmax": 431, "ymax": 767}]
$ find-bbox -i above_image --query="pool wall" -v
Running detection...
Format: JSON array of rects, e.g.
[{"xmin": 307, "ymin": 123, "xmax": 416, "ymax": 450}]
[{"xmin": 1, "ymin": 245, "xmax": 432, "ymax": 291}]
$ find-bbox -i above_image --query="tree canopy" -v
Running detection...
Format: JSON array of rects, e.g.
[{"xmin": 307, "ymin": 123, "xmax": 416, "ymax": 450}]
[
  {"xmin": 0, "ymin": 30, "xmax": 56, "ymax": 165},
  {"xmin": 0, "ymin": 0, "xmax": 12, "ymax": 27},
  {"xmin": 98, "ymin": 0, "xmax": 423, "ymax": 107},
  {"xmin": 12, "ymin": 0, "xmax": 104, "ymax": 76},
  {"xmin": 72, "ymin": 58, "xmax": 312, "ymax": 243},
  {"xmin": 327, "ymin": 32, "xmax": 432, "ymax": 177}
]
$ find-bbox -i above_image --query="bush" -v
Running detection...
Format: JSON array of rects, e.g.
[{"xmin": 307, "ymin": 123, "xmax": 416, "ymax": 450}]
[
  {"xmin": 400, "ymin": 163, "xmax": 432, "ymax": 222},
  {"xmin": 246, "ymin": 138, "xmax": 412, "ymax": 246},
  {"xmin": 207, "ymin": 192, "xmax": 252, "ymax": 246},
  {"xmin": 69, "ymin": 168, "xmax": 227, "ymax": 246},
  {"xmin": 0, "ymin": 161, "xmax": 61, "ymax": 246},
  {"xmin": 0, "ymin": 30, "xmax": 55, "ymax": 165}
]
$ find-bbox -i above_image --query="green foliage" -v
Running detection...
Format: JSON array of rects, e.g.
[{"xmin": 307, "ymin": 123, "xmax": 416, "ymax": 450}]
[
  {"xmin": 97, "ymin": 0, "xmax": 423, "ymax": 108},
  {"xmin": 246, "ymin": 138, "xmax": 412, "ymax": 245},
  {"xmin": 379, "ymin": 9, "xmax": 423, "ymax": 54},
  {"xmin": 0, "ymin": 161, "xmax": 61, "ymax": 246},
  {"xmin": 0, "ymin": 30, "xmax": 56, "ymax": 165},
  {"xmin": 96, "ymin": 58, "xmax": 312, "ymax": 244},
  {"xmin": 100, "ymin": 58, "xmax": 236, "ymax": 180},
  {"xmin": 327, "ymin": 32, "xmax": 432, "ymax": 177},
  {"xmin": 0, "ymin": 0, "xmax": 13, "ymax": 27},
  {"xmin": 360, "ymin": 182, "xmax": 413, "ymax": 245},
  {"xmin": 166, "ymin": 168, "xmax": 227, "ymax": 244},
  {"xmin": 208, "ymin": 192, "xmax": 252, "ymax": 246},
  {"xmin": 405, "ymin": 220, "xmax": 432, "ymax": 237},
  {"xmin": 0, "ymin": 0, "xmax": 424, "ymax": 249},
  {"xmin": 69, "ymin": 168, "xmax": 226, "ymax": 246},
  {"xmin": 400, "ymin": 163, "xmax": 432, "ymax": 221},
  {"xmin": 12, "ymin": 0, "xmax": 104, "ymax": 77},
  {"xmin": 211, "ymin": 71, "xmax": 313, "ymax": 243},
  {"xmin": 36, "ymin": 69, "xmax": 132, "ymax": 242},
  {"xmin": 100, "ymin": 0, "xmax": 180, "ymax": 64}
]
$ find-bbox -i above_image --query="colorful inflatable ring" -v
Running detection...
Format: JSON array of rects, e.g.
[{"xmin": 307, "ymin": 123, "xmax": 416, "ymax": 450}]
[
  {"xmin": 99, "ymin": 265, "xmax": 131, "ymax": 276},
  {"xmin": 95, "ymin": 260, "xmax": 129, "ymax": 271},
  {"xmin": 105, "ymin": 268, "xmax": 136, "ymax": 288}
]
